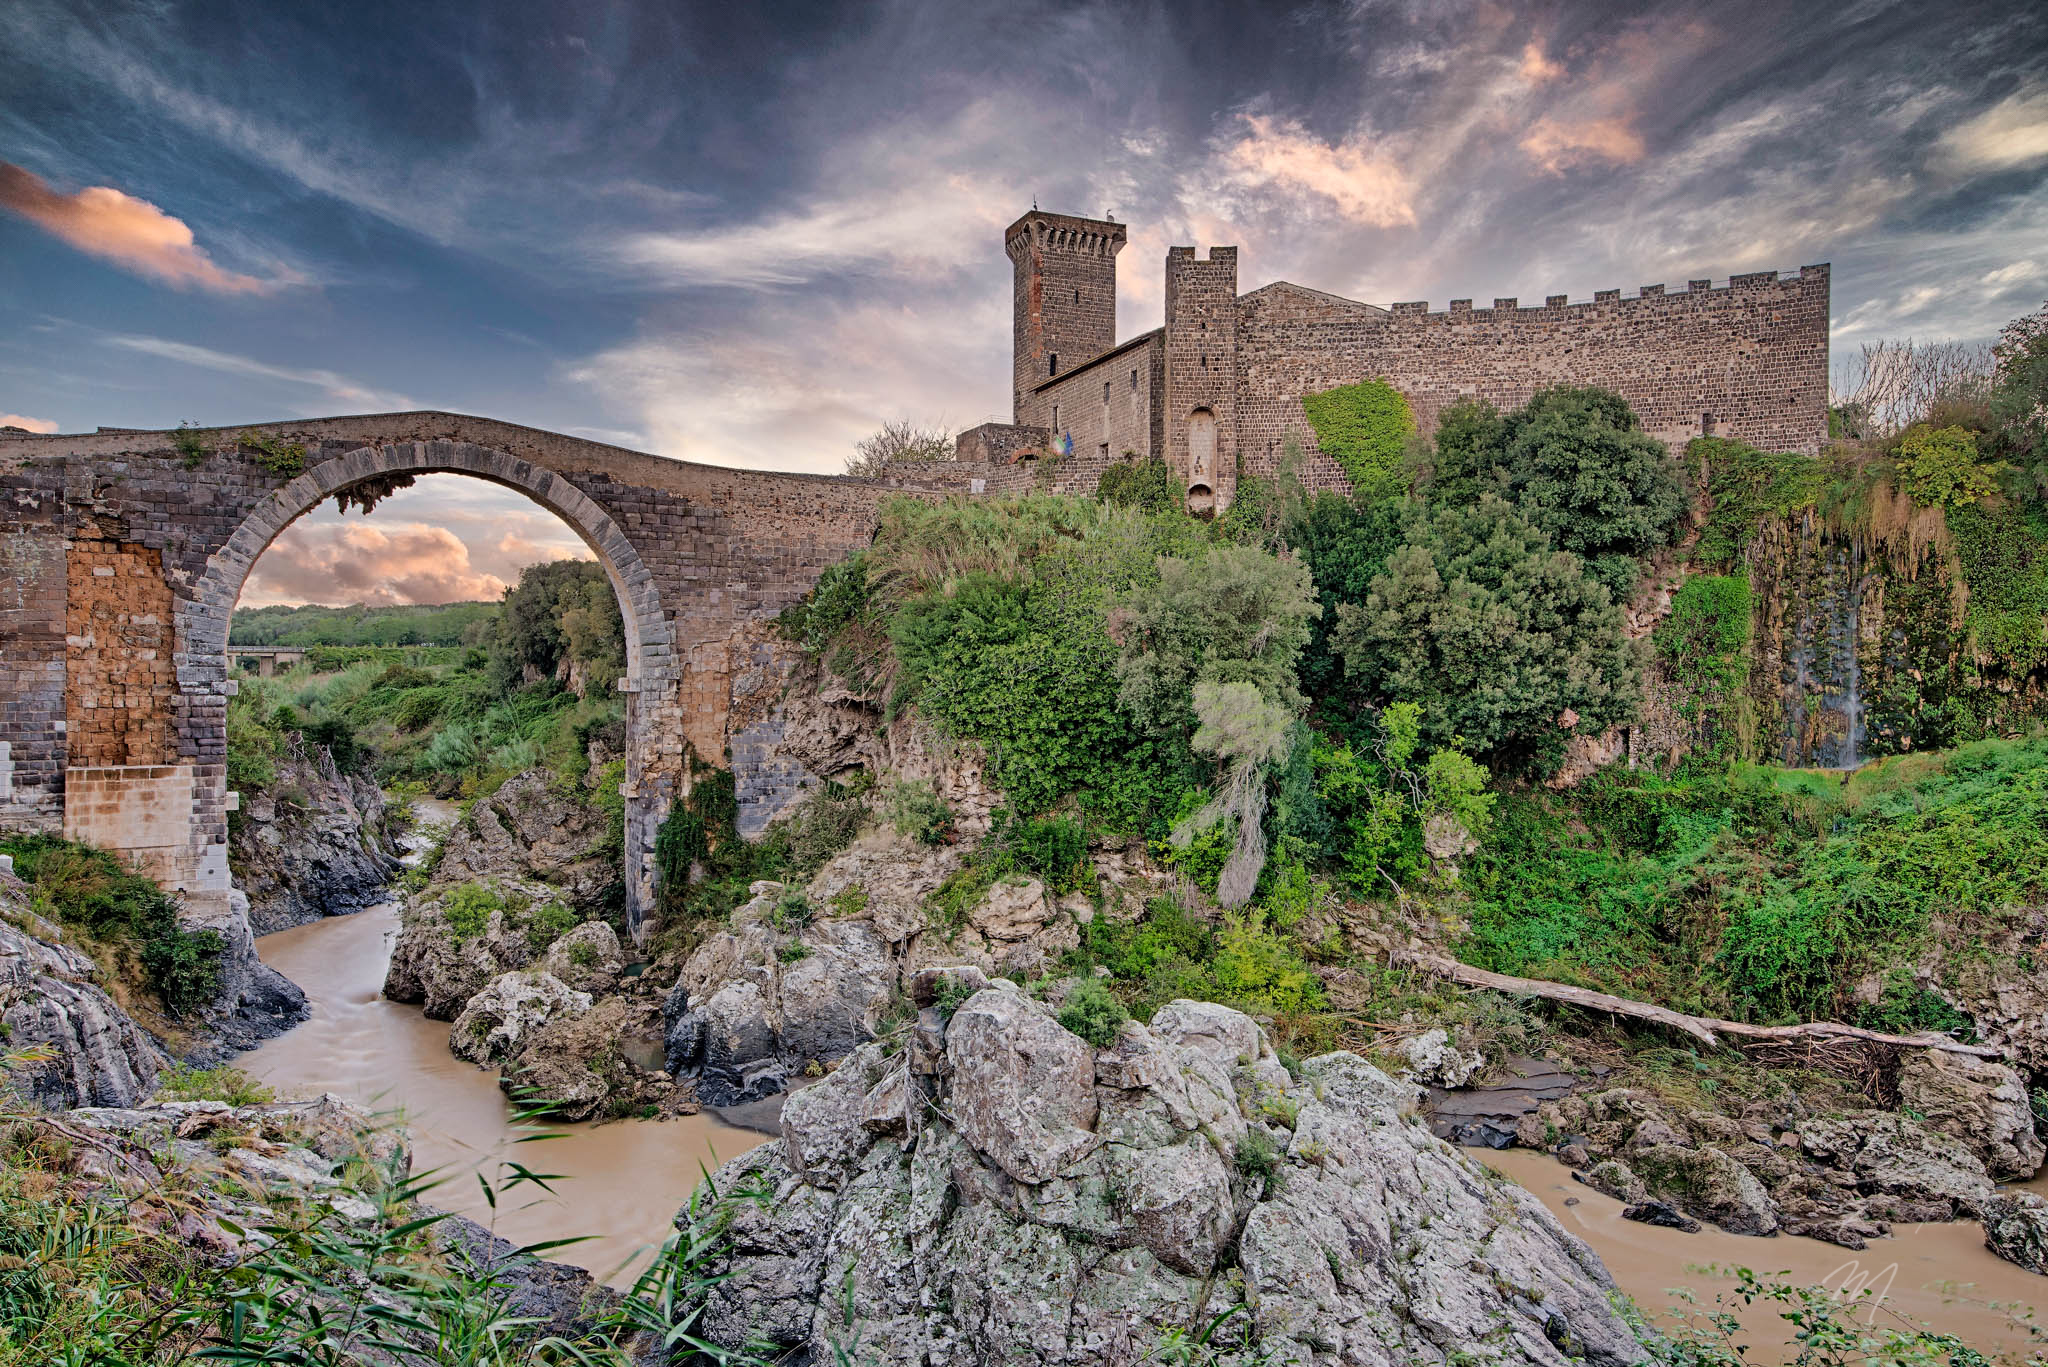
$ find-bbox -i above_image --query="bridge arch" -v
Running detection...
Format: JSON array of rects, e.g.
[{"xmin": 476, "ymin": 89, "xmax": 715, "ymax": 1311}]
[{"xmin": 175, "ymin": 440, "xmax": 680, "ymax": 937}]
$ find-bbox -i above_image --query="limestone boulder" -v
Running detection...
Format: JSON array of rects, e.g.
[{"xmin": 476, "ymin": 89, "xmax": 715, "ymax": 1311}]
[
  {"xmin": 690, "ymin": 995, "xmax": 1644, "ymax": 1367},
  {"xmin": 1798, "ymin": 1111, "xmax": 1996, "ymax": 1218},
  {"xmin": 229, "ymin": 747, "xmax": 402, "ymax": 935},
  {"xmin": 946, "ymin": 987, "xmax": 1100, "ymax": 1184},
  {"xmin": 0, "ymin": 890, "xmax": 163, "ymax": 1109},
  {"xmin": 1984, "ymin": 1191, "xmax": 2048, "ymax": 1275},
  {"xmin": 1399, "ymin": 1027, "xmax": 1484, "ymax": 1090},
  {"xmin": 432, "ymin": 771, "xmax": 615, "ymax": 912},
  {"xmin": 507, "ymin": 995, "xmax": 684, "ymax": 1123},
  {"xmin": 541, "ymin": 920, "xmax": 625, "ymax": 995},
  {"xmin": 449, "ymin": 972, "xmax": 591, "ymax": 1066},
  {"xmin": 1896, "ymin": 1049, "xmax": 2044, "ymax": 1181},
  {"xmin": 384, "ymin": 906, "xmax": 513, "ymax": 1021}
]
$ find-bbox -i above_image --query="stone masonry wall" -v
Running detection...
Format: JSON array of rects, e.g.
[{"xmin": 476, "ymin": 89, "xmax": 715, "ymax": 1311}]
[
  {"xmin": 65, "ymin": 530, "xmax": 177, "ymax": 767},
  {"xmin": 0, "ymin": 414, "xmax": 982, "ymax": 936},
  {"xmin": 1164, "ymin": 247, "xmax": 1241, "ymax": 509},
  {"xmin": 1027, "ymin": 332, "xmax": 1161, "ymax": 464},
  {"xmin": 1233, "ymin": 266, "xmax": 1832, "ymax": 482}
]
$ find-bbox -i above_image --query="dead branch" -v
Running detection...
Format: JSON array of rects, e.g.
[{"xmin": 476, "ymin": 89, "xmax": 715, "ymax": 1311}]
[{"xmin": 1391, "ymin": 949, "xmax": 2003, "ymax": 1059}]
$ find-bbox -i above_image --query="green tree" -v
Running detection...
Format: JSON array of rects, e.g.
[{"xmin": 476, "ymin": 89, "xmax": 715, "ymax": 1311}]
[
  {"xmin": 1894, "ymin": 424, "xmax": 1995, "ymax": 507},
  {"xmin": 1991, "ymin": 299, "xmax": 2048, "ymax": 499},
  {"xmin": 1426, "ymin": 386, "xmax": 1686, "ymax": 597},
  {"xmin": 1112, "ymin": 543, "xmax": 1320, "ymax": 739},
  {"xmin": 485, "ymin": 560, "xmax": 623, "ymax": 694},
  {"xmin": 1329, "ymin": 496, "xmax": 1637, "ymax": 773}
]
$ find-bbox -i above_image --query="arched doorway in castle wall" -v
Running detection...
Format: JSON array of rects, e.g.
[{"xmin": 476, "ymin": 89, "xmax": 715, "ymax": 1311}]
[{"xmin": 1186, "ymin": 407, "xmax": 1217, "ymax": 516}]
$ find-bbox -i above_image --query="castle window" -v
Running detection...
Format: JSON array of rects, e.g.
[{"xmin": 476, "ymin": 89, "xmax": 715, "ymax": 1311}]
[
  {"xmin": 1052, "ymin": 405, "xmax": 1059, "ymax": 428},
  {"xmin": 1200, "ymin": 354, "xmax": 1206, "ymax": 369},
  {"xmin": 1701, "ymin": 412, "xmax": 1717, "ymax": 435},
  {"xmin": 1073, "ymin": 288, "xmax": 1080, "ymax": 305},
  {"xmin": 1049, "ymin": 353, "xmax": 1058, "ymax": 377},
  {"xmin": 1103, "ymin": 382, "xmax": 1110, "ymax": 403},
  {"xmin": 1130, "ymin": 368, "xmax": 1138, "ymax": 390}
]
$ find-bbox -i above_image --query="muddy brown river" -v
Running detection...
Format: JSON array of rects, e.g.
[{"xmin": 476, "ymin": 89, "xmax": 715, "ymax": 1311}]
[
  {"xmin": 238, "ymin": 825, "xmax": 762, "ymax": 1285},
  {"xmin": 236, "ymin": 808, "xmax": 2044, "ymax": 1349}
]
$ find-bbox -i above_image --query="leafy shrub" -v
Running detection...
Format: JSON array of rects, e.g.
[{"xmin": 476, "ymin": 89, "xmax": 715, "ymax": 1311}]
[
  {"xmin": 524, "ymin": 900, "xmax": 577, "ymax": 952},
  {"xmin": 440, "ymin": 883, "xmax": 507, "ymax": 943},
  {"xmin": 171, "ymin": 421, "xmax": 210, "ymax": 465},
  {"xmin": 1081, "ymin": 896, "xmax": 1216, "ymax": 983},
  {"xmin": 1301, "ymin": 379, "xmax": 1416, "ymax": 490},
  {"xmin": 1056, "ymin": 978, "xmax": 1129, "ymax": 1047},
  {"xmin": 777, "ymin": 940, "xmax": 811, "ymax": 963},
  {"xmin": 244, "ymin": 431, "xmax": 307, "ymax": 477},
  {"xmin": 1002, "ymin": 812, "xmax": 1091, "ymax": 895},
  {"xmin": 0, "ymin": 835, "xmax": 223, "ymax": 1015},
  {"xmin": 771, "ymin": 892, "xmax": 815, "ymax": 931},
  {"xmin": 885, "ymin": 779, "xmax": 953, "ymax": 845},
  {"xmin": 156, "ymin": 1063, "xmax": 273, "ymax": 1106},
  {"xmin": 1654, "ymin": 574, "xmax": 1753, "ymax": 742},
  {"xmin": 1210, "ymin": 910, "xmax": 1324, "ymax": 1015},
  {"xmin": 1096, "ymin": 456, "xmax": 1179, "ymax": 513},
  {"xmin": 1330, "ymin": 496, "xmax": 1637, "ymax": 773},
  {"xmin": 1853, "ymin": 969, "xmax": 1973, "ymax": 1038},
  {"xmin": 1894, "ymin": 424, "xmax": 1994, "ymax": 506},
  {"xmin": 1232, "ymin": 1129, "xmax": 1283, "ymax": 1195}
]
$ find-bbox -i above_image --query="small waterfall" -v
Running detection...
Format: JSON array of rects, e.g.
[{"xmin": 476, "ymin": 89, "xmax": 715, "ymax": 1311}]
[{"xmin": 1774, "ymin": 531, "xmax": 1868, "ymax": 770}]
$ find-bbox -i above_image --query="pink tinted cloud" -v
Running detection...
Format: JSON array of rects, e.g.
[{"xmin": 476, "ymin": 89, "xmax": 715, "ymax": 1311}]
[
  {"xmin": 0, "ymin": 162, "xmax": 275, "ymax": 294},
  {"xmin": 1518, "ymin": 41, "xmax": 1565, "ymax": 85},
  {"xmin": 1221, "ymin": 114, "xmax": 1418, "ymax": 228},
  {"xmin": 241, "ymin": 522, "xmax": 509, "ymax": 607},
  {"xmin": 1520, "ymin": 115, "xmax": 1647, "ymax": 173},
  {"xmin": 0, "ymin": 414, "xmax": 59, "ymax": 432}
]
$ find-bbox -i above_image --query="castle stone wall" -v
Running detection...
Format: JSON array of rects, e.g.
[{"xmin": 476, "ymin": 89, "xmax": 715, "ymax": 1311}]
[
  {"xmin": 1028, "ymin": 331, "xmax": 1161, "ymax": 463},
  {"xmin": 1008, "ymin": 212, "xmax": 1125, "ymax": 424},
  {"xmin": 1234, "ymin": 266, "xmax": 1832, "ymax": 481}
]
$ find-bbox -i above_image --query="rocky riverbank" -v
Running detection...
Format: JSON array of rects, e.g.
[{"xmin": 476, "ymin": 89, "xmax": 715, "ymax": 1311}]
[{"xmin": 230, "ymin": 740, "xmax": 403, "ymax": 936}]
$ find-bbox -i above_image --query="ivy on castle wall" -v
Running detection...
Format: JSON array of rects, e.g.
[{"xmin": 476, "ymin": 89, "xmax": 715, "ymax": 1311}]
[{"xmin": 1301, "ymin": 379, "xmax": 1415, "ymax": 493}]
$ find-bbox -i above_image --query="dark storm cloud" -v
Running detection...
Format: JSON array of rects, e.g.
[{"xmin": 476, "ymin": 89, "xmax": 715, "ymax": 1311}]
[{"xmin": 3, "ymin": 0, "xmax": 2046, "ymax": 599}]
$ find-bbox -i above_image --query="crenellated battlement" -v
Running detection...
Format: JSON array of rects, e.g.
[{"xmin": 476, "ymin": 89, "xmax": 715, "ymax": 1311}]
[{"xmin": 1384, "ymin": 263, "xmax": 1827, "ymax": 323}]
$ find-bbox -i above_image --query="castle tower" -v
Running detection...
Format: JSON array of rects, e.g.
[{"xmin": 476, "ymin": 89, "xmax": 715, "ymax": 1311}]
[
  {"xmin": 1007, "ymin": 211, "xmax": 1126, "ymax": 424},
  {"xmin": 1163, "ymin": 245, "xmax": 1238, "ymax": 514}
]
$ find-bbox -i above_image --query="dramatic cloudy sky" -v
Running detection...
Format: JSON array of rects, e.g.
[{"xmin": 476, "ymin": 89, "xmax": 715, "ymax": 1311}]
[{"xmin": 4, "ymin": 0, "xmax": 2046, "ymax": 604}]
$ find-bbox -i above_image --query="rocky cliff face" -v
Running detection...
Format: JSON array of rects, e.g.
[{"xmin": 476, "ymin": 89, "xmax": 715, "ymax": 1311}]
[
  {"xmin": 231, "ymin": 745, "xmax": 402, "ymax": 936},
  {"xmin": 692, "ymin": 982, "xmax": 1645, "ymax": 1367},
  {"xmin": 0, "ymin": 874, "xmax": 163, "ymax": 1107}
]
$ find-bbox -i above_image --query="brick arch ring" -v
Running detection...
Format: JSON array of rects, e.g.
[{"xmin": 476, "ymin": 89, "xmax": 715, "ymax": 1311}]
[{"xmin": 176, "ymin": 440, "xmax": 676, "ymax": 691}]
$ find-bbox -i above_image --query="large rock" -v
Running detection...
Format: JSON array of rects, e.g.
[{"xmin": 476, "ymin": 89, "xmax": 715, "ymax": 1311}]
[
  {"xmin": 229, "ymin": 745, "xmax": 401, "ymax": 935},
  {"xmin": 945, "ymin": 988, "xmax": 1100, "ymax": 1184},
  {"xmin": 433, "ymin": 770, "xmax": 615, "ymax": 911},
  {"xmin": 542, "ymin": 920, "xmax": 625, "ymax": 995},
  {"xmin": 449, "ymin": 972, "xmax": 591, "ymax": 1065},
  {"xmin": 1896, "ymin": 1049, "xmax": 2045, "ymax": 1181},
  {"xmin": 1984, "ymin": 1191, "xmax": 2048, "ymax": 1275},
  {"xmin": 687, "ymin": 993, "xmax": 1645, "ymax": 1367},
  {"xmin": 1798, "ymin": 1111, "xmax": 1996, "ymax": 1219},
  {"xmin": 665, "ymin": 883, "xmax": 904, "ymax": 1106},
  {"xmin": 507, "ymin": 995, "xmax": 685, "ymax": 1122},
  {"xmin": 0, "ymin": 884, "xmax": 163, "ymax": 1108}
]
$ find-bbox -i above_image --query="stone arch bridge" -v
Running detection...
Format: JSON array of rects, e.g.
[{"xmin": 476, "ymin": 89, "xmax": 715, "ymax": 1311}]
[{"xmin": 0, "ymin": 413, "xmax": 982, "ymax": 939}]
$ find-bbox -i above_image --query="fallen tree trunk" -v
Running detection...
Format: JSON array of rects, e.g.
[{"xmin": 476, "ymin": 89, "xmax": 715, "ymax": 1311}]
[{"xmin": 1392, "ymin": 949, "xmax": 2003, "ymax": 1059}]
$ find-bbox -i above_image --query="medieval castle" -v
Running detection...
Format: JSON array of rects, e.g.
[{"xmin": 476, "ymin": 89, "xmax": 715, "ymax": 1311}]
[{"xmin": 954, "ymin": 209, "xmax": 1832, "ymax": 512}]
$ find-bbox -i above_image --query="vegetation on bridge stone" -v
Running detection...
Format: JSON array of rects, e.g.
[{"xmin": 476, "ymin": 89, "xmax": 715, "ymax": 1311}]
[{"xmin": 1300, "ymin": 377, "xmax": 1416, "ymax": 494}]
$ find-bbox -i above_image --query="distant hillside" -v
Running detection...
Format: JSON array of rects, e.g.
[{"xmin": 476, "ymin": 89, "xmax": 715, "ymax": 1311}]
[{"xmin": 230, "ymin": 600, "xmax": 500, "ymax": 647}]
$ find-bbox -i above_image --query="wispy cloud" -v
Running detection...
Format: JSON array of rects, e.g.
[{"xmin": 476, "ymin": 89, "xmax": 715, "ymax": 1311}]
[
  {"xmin": 0, "ymin": 413, "xmax": 59, "ymax": 432},
  {"xmin": 0, "ymin": 163, "xmax": 283, "ymax": 293},
  {"xmin": 102, "ymin": 335, "xmax": 415, "ymax": 410},
  {"xmin": 1940, "ymin": 85, "xmax": 2048, "ymax": 172}
]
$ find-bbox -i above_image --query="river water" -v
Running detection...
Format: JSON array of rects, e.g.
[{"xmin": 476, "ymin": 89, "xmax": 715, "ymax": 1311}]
[
  {"xmin": 235, "ymin": 807, "xmax": 2043, "ymax": 1348},
  {"xmin": 237, "ymin": 804, "xmax": 763, "ymax": 1286}
]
